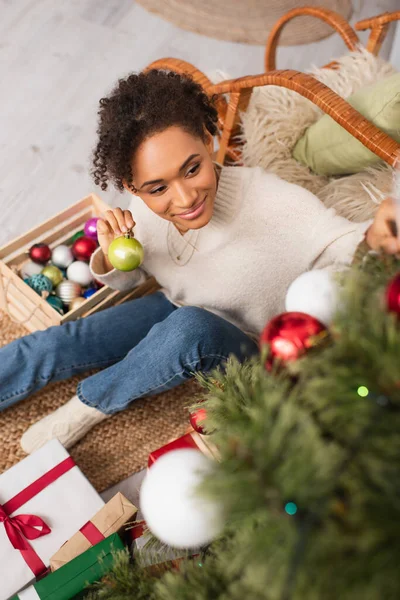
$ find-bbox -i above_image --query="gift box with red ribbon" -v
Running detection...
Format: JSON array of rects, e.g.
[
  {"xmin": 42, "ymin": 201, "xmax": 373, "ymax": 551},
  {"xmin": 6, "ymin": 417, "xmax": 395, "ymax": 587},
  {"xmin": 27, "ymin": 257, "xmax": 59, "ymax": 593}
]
[
  {"xmin": 147, "ymin": 429, "xmax": 220, "ymax": 468},
  {"xmin": 129, "ymin": 517, "xmax": 200, "ymax": 575},
  {"xmin": 0, "ymin": 439, "xmax": 104, "ymax": 600},
  {"xmin": 49, "ymin": 492, "xmax": 137, "ymax": 571},
  {"xmin": 10, "ymin": 533, "xmax": 125, "ymax": 600}
]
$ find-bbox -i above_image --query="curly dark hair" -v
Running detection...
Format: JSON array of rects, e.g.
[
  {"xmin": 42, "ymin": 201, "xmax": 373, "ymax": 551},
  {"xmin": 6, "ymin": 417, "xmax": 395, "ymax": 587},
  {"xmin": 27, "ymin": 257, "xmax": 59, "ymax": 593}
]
[{"xmin": 91, "ymin": 69, "xmax": 219, "ymax": 193}]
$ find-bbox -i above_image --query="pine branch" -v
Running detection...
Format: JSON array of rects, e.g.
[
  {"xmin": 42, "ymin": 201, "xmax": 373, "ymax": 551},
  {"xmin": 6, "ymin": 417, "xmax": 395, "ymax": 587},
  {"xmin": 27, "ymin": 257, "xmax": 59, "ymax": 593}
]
[{"xmin": 90, "ymin": 254, "xmax": 400, "ymax": 600}]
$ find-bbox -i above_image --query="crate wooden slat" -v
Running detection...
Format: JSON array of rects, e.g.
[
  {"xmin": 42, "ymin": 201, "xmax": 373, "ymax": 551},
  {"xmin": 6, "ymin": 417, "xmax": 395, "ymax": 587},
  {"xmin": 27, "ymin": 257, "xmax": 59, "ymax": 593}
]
[
  {"xmin": 4, "ymin": 285, "xmax": 51, "ymax": 331},
  {"xmin": 0, "ymin": 263, "xmax": 58, "ymax": 324},
  {"xmin": 0, "ymin": 193, "xmax": 156, "ymax": 333},
  {"xmin": 61, "ymin": 285, "xmax": 118, "ymax": 322},
  {"xmin": 9, "ymin": 208, "xmax": 94, "ymax": 268},
  {"xmin": 78, "ymin": 277, "xmax": 161, "ymax": 320}
]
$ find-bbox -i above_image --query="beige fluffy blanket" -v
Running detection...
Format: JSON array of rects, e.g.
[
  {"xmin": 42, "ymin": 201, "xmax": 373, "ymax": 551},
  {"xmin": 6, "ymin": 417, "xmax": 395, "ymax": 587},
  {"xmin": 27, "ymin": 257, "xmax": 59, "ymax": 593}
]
[{"xmin": 210, "ymin": 47, "xmax": 397, "ymax": 222}]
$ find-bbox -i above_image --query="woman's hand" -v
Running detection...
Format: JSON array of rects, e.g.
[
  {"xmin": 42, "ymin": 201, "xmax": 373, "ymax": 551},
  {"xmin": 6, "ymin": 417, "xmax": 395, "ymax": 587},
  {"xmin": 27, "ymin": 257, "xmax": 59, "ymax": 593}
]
[
  {"xmin": 97, "ymin": 208, "xmax": 136, "ymax": 257},
  {"xmin": 366, "ymin": 197, "xmax": 400, "ymax": 255}
]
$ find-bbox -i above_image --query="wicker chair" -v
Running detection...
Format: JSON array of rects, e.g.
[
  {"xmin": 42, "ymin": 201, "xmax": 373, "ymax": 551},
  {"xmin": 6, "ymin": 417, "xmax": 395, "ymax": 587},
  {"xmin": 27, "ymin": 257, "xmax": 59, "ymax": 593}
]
[{"xmin": 144, "ymin": 7, "xmax": 400, "ymax": 171}]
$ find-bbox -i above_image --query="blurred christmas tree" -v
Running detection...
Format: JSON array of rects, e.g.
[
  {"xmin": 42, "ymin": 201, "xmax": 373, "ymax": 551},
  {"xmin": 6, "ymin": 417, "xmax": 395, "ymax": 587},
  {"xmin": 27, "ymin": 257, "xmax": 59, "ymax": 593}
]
[{"xmin": 89, "ymin": 254, "xmax": 400, "ymax": 600}]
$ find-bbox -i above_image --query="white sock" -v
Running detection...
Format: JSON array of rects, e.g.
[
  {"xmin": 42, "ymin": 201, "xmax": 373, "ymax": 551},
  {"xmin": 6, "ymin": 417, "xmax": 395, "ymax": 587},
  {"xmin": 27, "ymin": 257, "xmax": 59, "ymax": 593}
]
[{"xmin": 20, "ymin": 395, "xmax": 109, "ymax": 454}]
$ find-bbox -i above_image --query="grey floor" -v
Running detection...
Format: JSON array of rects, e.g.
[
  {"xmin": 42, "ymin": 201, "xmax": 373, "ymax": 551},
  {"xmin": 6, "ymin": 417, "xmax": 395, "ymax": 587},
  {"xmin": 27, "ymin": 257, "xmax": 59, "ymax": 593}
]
[
  {"xmin": 101, "ymin": 468, "xmax": 145, "ymax": 508},
  {"xmin": 1, "ymin": 0, "xmax": 398, "ymax": 248},
  {"xmin": 1, "ymin": 0, "xmax": 399, "ymax": 504}
]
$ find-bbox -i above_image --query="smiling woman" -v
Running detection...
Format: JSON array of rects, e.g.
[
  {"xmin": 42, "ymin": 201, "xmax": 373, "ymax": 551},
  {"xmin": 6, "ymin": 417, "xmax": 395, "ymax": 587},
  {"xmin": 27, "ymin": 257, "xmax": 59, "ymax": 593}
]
[
  {"xmin": 3, "ymin": 69, "xmax": 398, "ymax": 454},
  {"xmin": 127, "ymin": 128, "xmax": 217, "ymax": 234}
]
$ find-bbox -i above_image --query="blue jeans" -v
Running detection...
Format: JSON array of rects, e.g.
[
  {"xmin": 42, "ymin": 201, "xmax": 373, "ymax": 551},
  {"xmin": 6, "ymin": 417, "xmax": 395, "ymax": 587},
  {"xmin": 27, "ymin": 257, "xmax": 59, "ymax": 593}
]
[{"xmin": 0, "ymin": 292, "xmax": 258, "ymax": 414}]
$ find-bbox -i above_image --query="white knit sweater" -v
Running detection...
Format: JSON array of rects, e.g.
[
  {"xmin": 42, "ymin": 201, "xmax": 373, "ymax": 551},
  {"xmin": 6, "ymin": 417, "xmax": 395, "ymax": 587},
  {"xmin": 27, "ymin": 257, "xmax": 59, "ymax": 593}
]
[{"xmin": 90, "ymin": 166, "xmax": 371, "ymax": 339}]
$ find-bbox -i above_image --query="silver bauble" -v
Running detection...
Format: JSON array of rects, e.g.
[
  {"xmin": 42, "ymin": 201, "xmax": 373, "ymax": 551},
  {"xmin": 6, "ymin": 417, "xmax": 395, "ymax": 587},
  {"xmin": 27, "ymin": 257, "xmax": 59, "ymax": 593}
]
[
  {"xmin": 56, "ymin": 280, "xmax": 82, "ymax": 305},
  {"xmin": 51, "ymin": 245, "xmax": 74, "ymax": 269},
  {"xmin": 20, "ymin": 260, "xmax": 43, "ymax": 279},
  {"xmin": 66, "ymin": 261, "xmax": 93, "ymax": 287}
]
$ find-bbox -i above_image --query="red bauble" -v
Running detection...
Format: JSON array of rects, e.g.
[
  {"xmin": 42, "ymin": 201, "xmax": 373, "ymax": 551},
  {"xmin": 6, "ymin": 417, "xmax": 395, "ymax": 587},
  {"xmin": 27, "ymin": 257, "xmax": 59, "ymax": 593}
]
[
  {"xmin": 29, "ymin": 243, "xmax": 51, "ymax": 264},
  {"xmin": 260, "ymin": 311, "xmax": 326, "ymax": 369},
  {"xmin": 386, "ymin": 273, "xmax": 400, "ymax": 316},
  {"xmin": 189, "ymin": 407, "xmax": 208, "ymax": 435},
  {"xmin": 72, "ymin": 236, "xmax": 97, "ymax": 262}
]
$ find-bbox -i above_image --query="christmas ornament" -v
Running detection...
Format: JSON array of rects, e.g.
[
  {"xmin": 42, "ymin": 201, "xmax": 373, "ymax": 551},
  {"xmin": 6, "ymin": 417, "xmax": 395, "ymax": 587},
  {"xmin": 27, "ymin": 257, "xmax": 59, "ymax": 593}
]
[
  {"xmin": 19, "ymin": 259, "xmax": 43, "ymax": 279},
  {"xmin": 83, "ymin": 287, "xmax": 97, "ymax": 299},
  {"xmin": 29, "ymin": 243, "xmax": 51, "ymax": 264},
  {"xmin": 71, "ymin": 236, "xmax": 97, "ymax": 262},
  {"xmin": 46, "ymin": 295, "xmax": 65, "ymax": 315},
  {"xmin": 140, "ymin": 449, "xmax": 223, "ymax": 548},
  {"xmin": 51, "ymin": 244, "xmax": 74, "ymax": 269},
  {"xmin": 285, "ymin": 270, "xmax": 338, "ymax": 326},
  {"xmin": 189, "ymin": 407, "xmax": 208, "ymax": 435},
  {"xmin": 69, "ymin": 297, "xmax": 87, "ymax": 311},
  {"xmin": 70, "ymin": 230, "xmax": 85, "ymax": 244},
  {"xmin": 56, "ymin": 281, "xmax": 82, "ymax": 305},
  {"xmin": 108, "ymin": 232, "xmax": 144, "ymax": 272},
  {"xmin": 41, "ymin": 265, "xmax": 63, "ymax": 287},
  {"xmin": 260, "ymin": 311, "xmax": 327, "ymax": 369},
  {"xmin": 94, "ymin": 279, "xmax": 104, "ymax": 288},
  {"xmin": 26, "ymin": 273, "xmax": 53, "ymax": 296},
  {"xmin": 386, "ymin": 273, "xmax": 400, "ymax": 316},
  {"xmin": 84, "ymin": 217, "xmax": 99, "ymax": 241},
  {"xmin": 66, "ymin": 261, "xmax": 93, "ymax": 287}
]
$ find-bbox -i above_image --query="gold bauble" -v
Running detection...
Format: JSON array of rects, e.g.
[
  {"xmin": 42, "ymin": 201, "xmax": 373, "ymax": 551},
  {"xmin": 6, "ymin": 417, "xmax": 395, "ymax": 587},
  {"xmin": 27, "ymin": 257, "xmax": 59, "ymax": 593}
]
[
  {"xmin": 69, "ymin": 297, "xmax": 87, "ymax": 311},
  {"xmin": 41, "ymin": 265, "xmax": 63, "ymax": 287}
]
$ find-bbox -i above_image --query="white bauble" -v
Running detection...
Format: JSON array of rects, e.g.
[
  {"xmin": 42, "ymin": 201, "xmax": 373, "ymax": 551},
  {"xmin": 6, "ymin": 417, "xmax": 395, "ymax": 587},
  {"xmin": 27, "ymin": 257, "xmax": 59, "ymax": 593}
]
[
  {"xmin": 20, "ymin": 260, "xmax": 43, "ymax": 279},
  {"xmin": 51, "ymin": 245, "xmax": 74, "ymax": 269},
  {"xmin": 285, "ymin": 269, "xmax": 338, "ymax": 326},
  {"xmin": 140, "ymin": 449, "xmax": 223, "ymax": 548},
  {"xmin": 66, "ymin": 261, "xmax": 93, "ymax": 287}
]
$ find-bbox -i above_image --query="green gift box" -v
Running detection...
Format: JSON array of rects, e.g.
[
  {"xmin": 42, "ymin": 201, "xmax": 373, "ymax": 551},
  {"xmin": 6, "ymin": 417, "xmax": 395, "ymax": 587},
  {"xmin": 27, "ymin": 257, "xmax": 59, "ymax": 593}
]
[{"xmin": 11, "ymin": 533, "xmax": 125, "ymax": 600}]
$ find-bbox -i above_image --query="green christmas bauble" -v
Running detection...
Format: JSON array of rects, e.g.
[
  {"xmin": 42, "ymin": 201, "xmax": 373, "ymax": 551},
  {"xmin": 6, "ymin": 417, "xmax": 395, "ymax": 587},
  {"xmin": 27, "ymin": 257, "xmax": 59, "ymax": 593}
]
[
  {"xmin": 46, "ymin": 295, "xmax": 65, "ymax": 315},
  {"xmin": 41, "ymin": 265, "xmax": 63, "ymax": 287},
  {"xmin": 70, "ymin": 230, "xmax": 85, "ymax": 244},
  {"xmin": 26, "ymin": 273, "xmax": 53, "ymax": 296},
  {"xmin": 108, "ymin": 235, "xmax": 144, "ymax": 272}
]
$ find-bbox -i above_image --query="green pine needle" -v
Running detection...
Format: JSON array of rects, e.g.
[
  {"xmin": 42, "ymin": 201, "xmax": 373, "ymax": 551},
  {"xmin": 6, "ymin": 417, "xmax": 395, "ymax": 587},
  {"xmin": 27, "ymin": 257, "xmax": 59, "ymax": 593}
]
[{"xmin": 89, "ymin": 254, "xmax": 400, "ymax": 600}]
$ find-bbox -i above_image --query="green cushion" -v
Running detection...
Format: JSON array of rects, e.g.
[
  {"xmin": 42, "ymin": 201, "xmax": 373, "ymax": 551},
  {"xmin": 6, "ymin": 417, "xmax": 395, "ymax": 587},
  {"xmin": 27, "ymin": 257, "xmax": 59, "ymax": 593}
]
[{"xmin": 292, "ymin": 73, "xmax": 400, "ymax": 176}]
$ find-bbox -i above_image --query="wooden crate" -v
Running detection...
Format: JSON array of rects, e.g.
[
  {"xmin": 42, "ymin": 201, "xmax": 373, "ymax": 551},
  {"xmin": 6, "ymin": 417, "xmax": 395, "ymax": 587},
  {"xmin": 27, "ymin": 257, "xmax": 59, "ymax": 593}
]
[{"xmin": 0, "ymin": 193, "xmax": 159, "ymax": 332}]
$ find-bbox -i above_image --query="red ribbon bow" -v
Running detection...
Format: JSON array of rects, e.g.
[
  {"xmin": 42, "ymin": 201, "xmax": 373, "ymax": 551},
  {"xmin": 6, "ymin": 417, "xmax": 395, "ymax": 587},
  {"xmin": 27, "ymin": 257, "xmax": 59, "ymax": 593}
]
[
  {"xmin": 0, "ymin": 504, "xmax": 51, "ymax": 551},
  {"xmin": 0, "ymin": 455, "xmax": 76, "ymax": 576}
]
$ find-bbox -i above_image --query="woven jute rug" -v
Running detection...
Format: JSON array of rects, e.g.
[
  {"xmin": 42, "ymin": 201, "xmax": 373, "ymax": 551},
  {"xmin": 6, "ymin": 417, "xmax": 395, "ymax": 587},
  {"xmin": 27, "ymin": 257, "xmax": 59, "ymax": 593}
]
[
  {"xmin": 136, "ymin": 0, "xmax": 352, "ymax": 46},
  {"xmin": 0, "ymin": 310, "xmax": 201, "ymax": 492}
]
